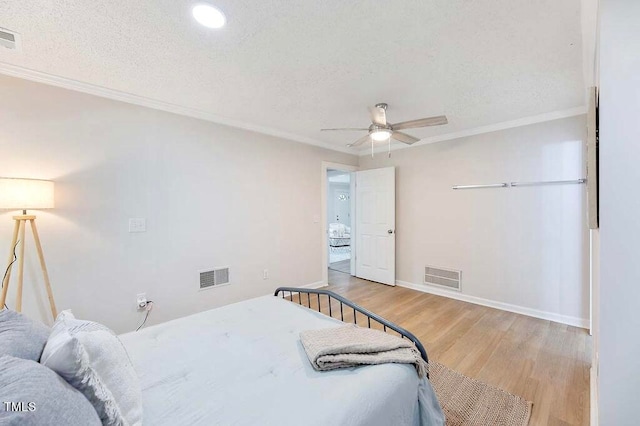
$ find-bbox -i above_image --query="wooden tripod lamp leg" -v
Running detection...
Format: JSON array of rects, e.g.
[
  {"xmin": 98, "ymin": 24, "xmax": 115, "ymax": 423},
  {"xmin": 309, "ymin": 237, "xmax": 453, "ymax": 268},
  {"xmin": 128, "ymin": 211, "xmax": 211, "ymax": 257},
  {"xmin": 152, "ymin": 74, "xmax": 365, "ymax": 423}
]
[
  {"xmin": 29, "ymin": 219, "xmax": 57, "ymax": 319},
  {"xmin": 15, "ymin": 220, "xmax": 26, "ymax": 312},
  {"xmin": 0, "ymin": 220, "xmax": 21, "ymax": 309}
]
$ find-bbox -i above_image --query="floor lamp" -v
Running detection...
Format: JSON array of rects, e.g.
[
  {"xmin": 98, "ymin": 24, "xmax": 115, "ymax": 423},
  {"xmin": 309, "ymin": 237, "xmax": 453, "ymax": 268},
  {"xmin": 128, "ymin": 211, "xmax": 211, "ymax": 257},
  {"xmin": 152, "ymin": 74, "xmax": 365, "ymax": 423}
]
[{"xmin": 0, "ymin": 177, "xmax": 57, "ymax": 319}]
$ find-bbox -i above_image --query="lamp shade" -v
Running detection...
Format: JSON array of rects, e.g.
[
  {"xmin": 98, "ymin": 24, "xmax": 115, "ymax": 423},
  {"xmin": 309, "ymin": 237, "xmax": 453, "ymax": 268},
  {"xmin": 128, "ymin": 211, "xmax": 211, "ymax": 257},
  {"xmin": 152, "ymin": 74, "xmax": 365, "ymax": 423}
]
[{"xmin": 0, "ymin": 178, "xmax": 55, "ymax": 209}]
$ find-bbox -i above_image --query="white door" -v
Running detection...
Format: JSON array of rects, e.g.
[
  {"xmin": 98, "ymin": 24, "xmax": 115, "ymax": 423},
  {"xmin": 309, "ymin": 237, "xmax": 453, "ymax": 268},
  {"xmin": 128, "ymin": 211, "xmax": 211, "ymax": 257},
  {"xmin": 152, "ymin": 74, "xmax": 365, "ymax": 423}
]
[{"xmin": 355, "ymin": 167, "xmax": 395, "ymax": 285}]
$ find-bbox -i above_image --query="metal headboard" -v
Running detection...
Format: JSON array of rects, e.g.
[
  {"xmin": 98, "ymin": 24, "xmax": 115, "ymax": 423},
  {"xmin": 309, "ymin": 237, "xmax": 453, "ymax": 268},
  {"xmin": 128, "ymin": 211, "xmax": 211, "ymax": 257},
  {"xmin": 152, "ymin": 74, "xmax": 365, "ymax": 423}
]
[{"xmin": 274, "ymin": 287, "xmax": 429, "ymax": 368}]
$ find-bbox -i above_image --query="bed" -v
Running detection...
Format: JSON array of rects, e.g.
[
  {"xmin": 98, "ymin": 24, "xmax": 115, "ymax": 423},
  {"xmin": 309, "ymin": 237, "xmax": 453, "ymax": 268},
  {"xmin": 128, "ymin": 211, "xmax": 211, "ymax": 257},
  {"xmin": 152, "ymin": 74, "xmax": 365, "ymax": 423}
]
[
  {"xmin": 328, "ymin": 223, "xmax": 351, "ymax": 251},
  {"xmin": 118, "ymin": 288, "xmax": 444, "ymax": 426}
]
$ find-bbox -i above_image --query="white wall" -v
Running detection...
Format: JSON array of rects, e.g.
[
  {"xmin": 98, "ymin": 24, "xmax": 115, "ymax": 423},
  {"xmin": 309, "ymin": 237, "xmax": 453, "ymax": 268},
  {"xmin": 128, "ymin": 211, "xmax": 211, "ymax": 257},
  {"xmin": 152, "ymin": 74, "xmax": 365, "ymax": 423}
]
[
  {"xmin": 360, "ymin": 116, "xmax": 590, "ymax": 325},
  {"xmin": 0, "ymin": 72, "xmax": 592, "ymax": 337},
  {"xmin": 0, "ymin": 75, "xmax": 357, "ymax": 333},
  {"xmin": 598, "ymin": 0, "xmax": 640, "ymax": 423}
]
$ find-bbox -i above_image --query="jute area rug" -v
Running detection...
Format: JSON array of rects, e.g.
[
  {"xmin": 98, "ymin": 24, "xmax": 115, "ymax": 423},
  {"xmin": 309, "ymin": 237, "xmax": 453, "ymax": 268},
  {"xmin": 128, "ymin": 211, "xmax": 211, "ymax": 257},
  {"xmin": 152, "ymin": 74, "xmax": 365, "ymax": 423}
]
[{"xmin": 430, "ymin": 362, "xmax": 533, "ymax": 426}]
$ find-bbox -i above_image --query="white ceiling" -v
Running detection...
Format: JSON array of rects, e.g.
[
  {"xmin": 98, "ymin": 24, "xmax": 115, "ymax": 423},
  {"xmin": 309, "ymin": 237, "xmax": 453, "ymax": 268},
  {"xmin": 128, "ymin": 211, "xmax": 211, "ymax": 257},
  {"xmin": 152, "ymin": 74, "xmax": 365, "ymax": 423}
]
[{"xmin": 0, "ymin": 1, "xmax": 586, "ymax": 153}]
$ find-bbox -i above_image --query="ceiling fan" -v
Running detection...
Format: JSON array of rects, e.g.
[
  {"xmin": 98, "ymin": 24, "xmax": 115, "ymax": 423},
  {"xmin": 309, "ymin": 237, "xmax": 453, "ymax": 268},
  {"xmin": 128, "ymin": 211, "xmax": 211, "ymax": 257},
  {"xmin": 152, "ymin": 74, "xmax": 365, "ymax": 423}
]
[{"xmin": 321, "ymin": 103, "xmax": 448, "ymax": 148}]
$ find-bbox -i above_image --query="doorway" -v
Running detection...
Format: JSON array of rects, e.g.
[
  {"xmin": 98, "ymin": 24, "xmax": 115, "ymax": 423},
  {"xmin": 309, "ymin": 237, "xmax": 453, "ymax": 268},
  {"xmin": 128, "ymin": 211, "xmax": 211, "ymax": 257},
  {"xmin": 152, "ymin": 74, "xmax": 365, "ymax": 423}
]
[
  {"xmin": 327, "ymin": 170, "xmax": 353, "ymax": 274},
  {"xmin": 321, "ymin": 162, "xmax": 358, "ymax": 286},
  {"xmin": 320, "ymin": 162, "xmax": 395, "ymax": 287}
]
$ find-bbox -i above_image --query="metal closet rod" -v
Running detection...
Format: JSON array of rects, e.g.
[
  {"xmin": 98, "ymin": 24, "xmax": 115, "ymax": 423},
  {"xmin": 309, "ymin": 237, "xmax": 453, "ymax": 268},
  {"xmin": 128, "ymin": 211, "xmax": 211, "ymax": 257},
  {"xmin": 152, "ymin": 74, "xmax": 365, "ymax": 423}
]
[
  {"xmin": 452, "ymin": 183, "xmax": 509, "ymax": 190},
  {"xmin": 452, "ymin": 178, "xmax": 586, "ymax": 190}
]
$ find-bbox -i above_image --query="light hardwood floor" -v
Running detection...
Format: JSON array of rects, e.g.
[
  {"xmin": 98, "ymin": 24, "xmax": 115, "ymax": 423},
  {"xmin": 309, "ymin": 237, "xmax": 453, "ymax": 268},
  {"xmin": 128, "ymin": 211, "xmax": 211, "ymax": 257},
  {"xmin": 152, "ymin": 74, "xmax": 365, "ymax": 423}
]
[
  {"xmin": 325, "ymin": 270, "xmax": 592, "ymax": 426},
  {"xmin": 328, "ymin": 259, "xmax": 351, "ymax": 274}
]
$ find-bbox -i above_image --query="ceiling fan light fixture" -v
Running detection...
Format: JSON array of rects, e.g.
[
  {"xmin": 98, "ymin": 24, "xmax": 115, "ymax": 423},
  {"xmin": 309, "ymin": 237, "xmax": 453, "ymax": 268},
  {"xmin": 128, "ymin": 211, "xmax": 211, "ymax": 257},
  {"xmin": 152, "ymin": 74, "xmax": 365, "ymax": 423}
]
[
  {"xmin": 323, "ymin": 103, "xmax": 448, "ymax": 149},
  {"xmin": 370, "ymin": 129, "xmax": 392, "ymax": 142},
  {"xmin": 192, "ymin": 3, "xmax": 226, "ymax": 29}
]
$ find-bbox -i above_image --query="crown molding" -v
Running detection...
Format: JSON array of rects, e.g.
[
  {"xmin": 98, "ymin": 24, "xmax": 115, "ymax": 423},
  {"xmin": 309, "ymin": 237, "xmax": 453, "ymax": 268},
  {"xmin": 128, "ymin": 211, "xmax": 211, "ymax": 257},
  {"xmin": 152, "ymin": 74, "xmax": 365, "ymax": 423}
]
[
  {"xmin": 0, "ymin": 62, "xmax": 586, "ymax": 158},
  {"xmin": 0, "ymin": 62, "xmax": 358, "ymax": 155},
  {"xmin": 360, "ymin": 106, "xmax": 588, "ymax": 156}
]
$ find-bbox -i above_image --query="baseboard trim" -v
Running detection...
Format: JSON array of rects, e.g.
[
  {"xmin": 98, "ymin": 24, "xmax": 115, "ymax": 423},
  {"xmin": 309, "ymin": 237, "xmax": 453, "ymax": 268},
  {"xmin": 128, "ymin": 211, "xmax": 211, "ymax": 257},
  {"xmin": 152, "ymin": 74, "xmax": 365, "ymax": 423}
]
[
  {"xmin": 300, "ymin": 281, "xmax": 328, "ymax": 289},
  {"xmin": 267, "ymin": 281, "xmax": 327, "ymax": 298},
  {"xmin": 396, "ymin": 280, "xmax": 590, "ymax": 329}
]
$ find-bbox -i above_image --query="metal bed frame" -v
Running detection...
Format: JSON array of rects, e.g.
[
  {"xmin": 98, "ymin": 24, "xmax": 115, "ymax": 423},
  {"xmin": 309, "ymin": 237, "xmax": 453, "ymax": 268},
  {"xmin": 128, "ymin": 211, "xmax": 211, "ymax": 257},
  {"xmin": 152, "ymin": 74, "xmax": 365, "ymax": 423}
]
[{"xmin": 274, "ymin": 286, "xmax": 429, "ymax": 376}]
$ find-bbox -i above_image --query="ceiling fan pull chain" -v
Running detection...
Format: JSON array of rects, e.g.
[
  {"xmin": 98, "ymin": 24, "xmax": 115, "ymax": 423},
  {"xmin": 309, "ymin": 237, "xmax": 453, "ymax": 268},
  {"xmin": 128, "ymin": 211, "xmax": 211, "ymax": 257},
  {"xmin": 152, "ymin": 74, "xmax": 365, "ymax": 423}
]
[{"xmin": 388, "ymin": 136, "xmax": 391, "ymax": 158}]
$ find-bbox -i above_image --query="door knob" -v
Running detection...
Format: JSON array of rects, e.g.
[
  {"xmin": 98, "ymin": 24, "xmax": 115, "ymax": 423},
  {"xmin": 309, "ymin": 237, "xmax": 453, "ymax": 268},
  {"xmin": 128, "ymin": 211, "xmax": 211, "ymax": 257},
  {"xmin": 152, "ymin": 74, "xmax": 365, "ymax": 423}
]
[{"xmin": 388, "ymin": 229, "xmax": 394, "ymax": 234}]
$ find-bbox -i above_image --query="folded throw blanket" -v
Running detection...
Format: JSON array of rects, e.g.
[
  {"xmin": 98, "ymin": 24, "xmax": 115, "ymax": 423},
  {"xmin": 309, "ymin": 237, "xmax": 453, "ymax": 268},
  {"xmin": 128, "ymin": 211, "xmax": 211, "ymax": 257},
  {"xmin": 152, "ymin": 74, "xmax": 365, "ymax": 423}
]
[{"xmin": 300, "ymin": 324, "xmax": 428, "ymax": 378}]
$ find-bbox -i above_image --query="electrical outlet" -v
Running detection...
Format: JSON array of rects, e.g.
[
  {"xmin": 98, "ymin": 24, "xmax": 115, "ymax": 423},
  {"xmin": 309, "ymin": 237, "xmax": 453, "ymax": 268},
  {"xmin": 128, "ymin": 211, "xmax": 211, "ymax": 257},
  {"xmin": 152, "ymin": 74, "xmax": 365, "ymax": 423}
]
[
  {"xmin": 263, "ymin": 269, "xmax": 269, "ymax": 280},
  {"xmin": 136, "ymin": 293, "xmax": 147, "ymax": 310},
  {"xmin": 129, "ymin": 218, "xmax": 146, "ymax": 233}
]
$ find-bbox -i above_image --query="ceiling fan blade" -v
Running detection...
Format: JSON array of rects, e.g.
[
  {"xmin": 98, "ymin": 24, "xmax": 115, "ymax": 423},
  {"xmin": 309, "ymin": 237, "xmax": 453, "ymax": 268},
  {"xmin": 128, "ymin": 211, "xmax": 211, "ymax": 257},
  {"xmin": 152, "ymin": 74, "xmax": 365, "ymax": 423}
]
[
  {"xmin": 391, "ymin": 131, "xmax": 420, "ymax": 145},
  {"xmin": 347, "ymin": 134, "xmax": 371, "ymax": 148},
  {"xmin": 392, "ymin": 115, "xmax": 448, "ymax": 130},
  {"xmin": 369, "ymin": 106, "xmax": 387, "ymax": 126},
  {"xmin": 320, "ymin": 128, "xmax": 369, "ymax": 131}
]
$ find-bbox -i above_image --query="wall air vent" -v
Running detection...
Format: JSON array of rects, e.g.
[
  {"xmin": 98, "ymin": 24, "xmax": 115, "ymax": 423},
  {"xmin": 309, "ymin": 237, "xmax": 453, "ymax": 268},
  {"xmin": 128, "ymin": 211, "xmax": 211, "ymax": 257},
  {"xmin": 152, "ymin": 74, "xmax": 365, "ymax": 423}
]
[
  {"xmin": 0, "ymin": 28, "xmax": 21, "ymax": 51},
  {"xmin": 424, "ymin": 266, "xmax": 461, "ymax": 291},
  {"xmin": 200, "ymin": 267, "xmax": 230, "ymax": 289}
]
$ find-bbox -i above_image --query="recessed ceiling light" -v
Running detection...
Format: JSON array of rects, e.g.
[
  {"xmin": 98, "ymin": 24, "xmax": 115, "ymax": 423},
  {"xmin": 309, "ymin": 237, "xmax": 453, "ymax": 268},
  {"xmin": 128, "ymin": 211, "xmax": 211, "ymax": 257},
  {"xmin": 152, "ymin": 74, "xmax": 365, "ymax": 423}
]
[{"xmin": 192, "ymin": 3, "xmax": 226, "ymax": 29}]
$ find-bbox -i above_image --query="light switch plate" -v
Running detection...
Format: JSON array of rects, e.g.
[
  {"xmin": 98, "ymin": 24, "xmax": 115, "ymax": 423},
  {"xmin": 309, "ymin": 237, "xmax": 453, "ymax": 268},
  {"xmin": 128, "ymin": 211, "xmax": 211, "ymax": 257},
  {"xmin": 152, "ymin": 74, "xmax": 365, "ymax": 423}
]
[{"xmin": 129, "ymin": 218, "xmax": 146, "ymax": 233}]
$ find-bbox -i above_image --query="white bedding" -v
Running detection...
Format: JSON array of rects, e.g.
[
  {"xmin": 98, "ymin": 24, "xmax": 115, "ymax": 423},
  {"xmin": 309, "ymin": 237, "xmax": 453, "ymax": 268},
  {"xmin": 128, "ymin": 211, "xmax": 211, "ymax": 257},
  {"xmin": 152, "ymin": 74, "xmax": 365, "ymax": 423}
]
[{"xmin": 119, "ymin": 295, "xmax": 443, "ymax": 426}]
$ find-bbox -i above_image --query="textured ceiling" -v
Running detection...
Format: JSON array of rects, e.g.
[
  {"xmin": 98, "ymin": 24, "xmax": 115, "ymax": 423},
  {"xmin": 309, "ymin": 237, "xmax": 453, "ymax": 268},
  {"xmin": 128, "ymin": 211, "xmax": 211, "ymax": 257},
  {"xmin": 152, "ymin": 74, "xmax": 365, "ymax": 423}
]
[{"xmin": 0, "ymin": 0, "xmax": 585, "ymax": 152}]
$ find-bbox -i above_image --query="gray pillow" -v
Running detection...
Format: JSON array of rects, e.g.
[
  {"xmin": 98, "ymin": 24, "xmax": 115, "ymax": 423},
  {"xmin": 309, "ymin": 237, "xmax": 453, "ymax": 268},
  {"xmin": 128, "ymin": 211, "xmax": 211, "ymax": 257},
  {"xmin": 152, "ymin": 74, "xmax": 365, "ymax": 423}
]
[
  {"xmin": 0, "ymin": 355, "xmax": 101, "ymax": 425},
  {"xmin": 0, "ymin": 309, "xmax": 50, "ymax": 361}
]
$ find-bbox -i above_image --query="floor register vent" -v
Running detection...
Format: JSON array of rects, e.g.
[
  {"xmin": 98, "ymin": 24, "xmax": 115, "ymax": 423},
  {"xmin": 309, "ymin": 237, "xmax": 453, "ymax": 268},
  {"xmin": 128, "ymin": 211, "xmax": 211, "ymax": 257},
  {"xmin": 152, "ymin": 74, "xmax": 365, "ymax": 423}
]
[
  {"xmin": 424, "ymin": 266, "xmax": 461, "ymax": 291},
  {"xmin": 200, "ymin": 268, "xmax": 230, "ymax": 289}
]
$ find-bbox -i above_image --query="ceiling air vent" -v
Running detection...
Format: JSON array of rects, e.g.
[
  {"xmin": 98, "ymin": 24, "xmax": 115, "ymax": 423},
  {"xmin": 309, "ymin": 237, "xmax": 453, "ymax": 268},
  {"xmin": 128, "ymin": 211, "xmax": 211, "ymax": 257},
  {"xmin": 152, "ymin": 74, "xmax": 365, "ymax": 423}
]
[
  {"xmin": 0, "ymin": 28, "xmax": 21, "ymax": 51},
  {"xmin": 424, "ymin": 266, "xmax": 461, "ymax": 291},
  {"xmin": 200, "ymin": 267, "xmax": 230, "ymax": 289}
]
